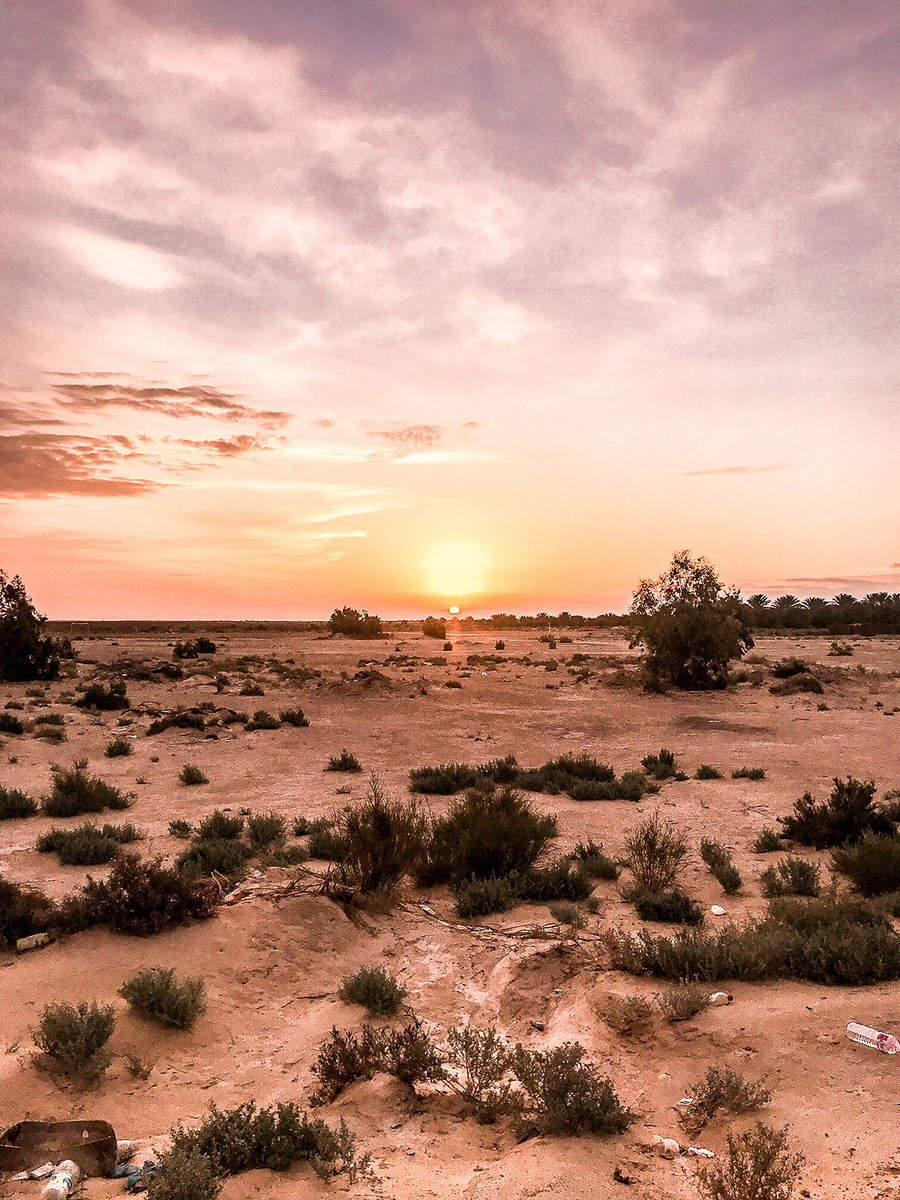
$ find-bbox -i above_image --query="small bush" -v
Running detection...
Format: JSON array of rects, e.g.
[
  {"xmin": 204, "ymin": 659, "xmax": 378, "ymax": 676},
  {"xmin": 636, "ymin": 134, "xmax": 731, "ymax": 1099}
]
[
  {"xmin": 697, "ymin": 1122, "xmax": 803, "ymax": 1200},
  {"xmin": 64, "ymin": 853, "xmax": 219, "ymax": 936},
  {"xmin": 445, "ymin": 1025, "xmax": 518, "ymax": 1123},
  {"xmin": 657, "ymin": 981, "xmax": 707, "ymax": 1022},
  {"xmin": 34, "ymin": 711, "xmax": 64, "ymax": 726},
  {"xmin": 42, "ymin": 760, "xmax": 132, "ymax": 816},
  {"xmin": 601, "ymin": 994, "xmax": 654, "ymax": 1035},
  {"xmin": 0, "ymin": 712, "xmax": 24, "ymax": 734},
  {"xmin": 641, "ymin": 748, "xmax": 678, "ymax": 780},
  {"xmin": 495, "ymin": 640, "xmax": 505, "ymax": 651},
  {"xmin": 770, "ymin": 673, "xmax": 823, "ymax": 696},
  {"xmin": 632, "ymin": 888, "xmax": 703, "ymax": 924},
  {"xmin": 548, "ymin": 900, "xmax": 585, "ymax": 930},
  {"xmin": 0, "ymin": 876, "xmax": 57, "ymax": 947},
  {"xmin": 105, "ymin": 736, "xmax": 133, "ymax": 757},
  {"xmin": 291, "ymin": 815, "xmax": 311, "ymax": 836},
  {"xmin": 169, "ymin": 819, "xmax": 193, "ymax": 839},
  {"xmin": 778, "ymin": 777, "xmax": 891, "ymax": 848},
  {"xmin": 513, "ymin": 858, "xmax": 593, "ymax": 902},
  {"xmin": 279, "ymin": 707, "xmax": 309, "ymax": 727},
  {"xmin": 572, "ymin": 839, "xmax": 620, "ymax": 880},
  {"xmin": 239, "ymin": 681, "xmax": 264, "ymax": 696},
  {"xmin": 267, "ymin": 843, "xmax": 309, "ymax": 866},
  {"xmin": 76, "ymin": 680, "xmax": 129, "ymax": 710},
  {"xmin": 753, "ymin": 827, "xmax": 782, "ymax": 853},
  {"xmin": 699, "ymin": 838, "xmax": 730, "ymax": 871},
  {"xmin": 732, "ymin": 766, "xmax": 766, "ymax": 780},
  {"xmin": 36, "ymin": 822, "xmax": 120, "ymax": 865},
  {"xmin": 695, "ymin": 764, "xmax": 723, "ymax": 779},
  {"xmin": 833, "ymin": 833, "xmax": 900, "ymax": 896},
  {"xmin": 423, "ymin": 616, "xmax": 447, "ymax": 639},
  {"xmin": 196, "ymin": 810, "xmax": 243, "ymax": 840},
  {"xmin": 179, "ymin": 763, "xmax": 208, "ymax": 786},
  {"xmin": 511, "ymin": 1042, "xmax": 634, "ymax": 1136},
  {"xmin": 177, "ymin": 838, "xmax": 252, "ymax": 878},
  {"xmin": 147, "ymin": 1145, "xmax": 222, "ymax": 1200},
  {"xmin": 147, "ymin": 711, "xmax": 206, "ymax": 735},
  {"xmin": 32, "ymin": 1000, "xmax": 115, "ymax": 1083},
  {"xmin": 311, "ymin": 1020, "xmax": 444, "ymax": 1105},
  {"xmin": 326, "ymin": 749, "xmax": 362, "ymax": 772},
  {"xmin": 712, "ymin": 862, "xmax": 743, "ymax": 894},
  {"xmin": 0, "ymin": 786, "xmax": 37, "ymax": 819},
  {"xmin": 771, "ymin": 657, "xmax": 809, "ymax": 678},
  {"xmin": 307, "ymin": 818, "xmax": 348, "ymax": 861},
  {"xmin": 685, "ymin": 1064, "xmax": 771, "ymax": 1133},
  {"xmin": 453, "ymin": 875, "xmax": 517, "ymax": 917},
  {"xmin": 625, "ymin": 811, "xmax": 689, "ymax": 893},
  {"xmin": 338, "ymin": 965, "xmax": 407, "ymax": 1015},
  {"xmin": 328, "ymin": 775, "xmax": 428, "ymax": 898},
  {"xmin": 760, "ymin": 856, "xmax": 821, "ymax": 898},
  {"xmin": 246, "ymin": 810, "xmax": 287, "ymax": 851},
  {"xmin": 246, "ymin": 709, "xmax": 279, "ymax": 731},
  {"xmin": 119, "ymin": 966, "xmax": 206, "ymax": 1030},
  {"xmin": 828, "ymin": 641, "xmax": 853, "ymax": 657}
]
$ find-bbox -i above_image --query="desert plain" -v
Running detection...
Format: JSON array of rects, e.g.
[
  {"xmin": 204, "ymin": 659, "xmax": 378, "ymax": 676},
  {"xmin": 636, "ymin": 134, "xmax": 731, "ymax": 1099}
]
[{"xmin": 1, "ymin": 624, "xmax": 899, "ymax": 1200}]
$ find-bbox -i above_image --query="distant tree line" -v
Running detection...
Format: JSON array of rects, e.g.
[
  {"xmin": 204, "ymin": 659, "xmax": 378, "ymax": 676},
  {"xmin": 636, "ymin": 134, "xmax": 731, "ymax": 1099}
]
[{"xmin": 739, "ymin": 592, "xmax": 900, "ymax": 634}]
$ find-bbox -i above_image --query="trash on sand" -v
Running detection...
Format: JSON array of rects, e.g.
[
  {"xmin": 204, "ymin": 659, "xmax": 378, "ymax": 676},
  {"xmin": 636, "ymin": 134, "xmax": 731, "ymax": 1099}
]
[
  {"xmin": 0, "ymin": 1121, "xmax": 117, "ymax": 1177},
  {"xmin": 40, "ymin": 1159, "xmax": 80, "ymax": 1200},
  {"xmin": 846, "ymin": 1021, "xmax": 900, "ymax": 1054},
  {"xmin": 677, "ymin": 1097, "xmax": 693, "ymax": 1106},
  {"xmin": 111, "ymin": 1160, "xmax": 158, "ymax": 1192},
  {"xmin": 710, "ymin": 905, "xmax": 726, "ymax": 916},
  {"xmin": 651, "ymin": 1135, "xmax": 681, "ymax": 1158},
  {"xmin": 12, "ymin": 1162, "xmax": 56, "ymax": 1181},
  {"xmin": 15, "ymin": 932, "xmax": 51, "ymax": 953},
  {"xmin": 116, "ymin": 1140, "xmax": 136, "ymax": 1163},
  {"xmin": 688, "ymin": 1146, "xmax": 715, "ymax": 1158},
  {"xmin": 707, "ymin": 991, "xmax": 733, "ymax": 1006}
]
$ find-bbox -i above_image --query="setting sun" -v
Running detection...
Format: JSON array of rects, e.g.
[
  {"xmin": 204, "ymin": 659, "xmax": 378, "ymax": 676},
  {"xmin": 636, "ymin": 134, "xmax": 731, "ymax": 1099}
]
[{"xmin": 423, "ymin": 541, "xmax": 488, "ymax": 599}]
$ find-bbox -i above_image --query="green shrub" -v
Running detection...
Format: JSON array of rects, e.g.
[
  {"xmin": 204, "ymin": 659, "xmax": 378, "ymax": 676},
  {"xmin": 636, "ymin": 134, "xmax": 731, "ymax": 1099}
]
[
  {"xmin": 511, "ymin": 1042, "xmax": 634, "ymax": 1136},
  {"xmin": 42, "ymin": 760, "xmax": 132, "ymax": 816},
  {"xmin": 338, "ymin": 965, "xmax": 407, "ymax": 1015},
  {"xmin": 778, "ymin": 777, "xmax": 891, "ymax": 848},
  {"xmin": 548, "ymin": 900, "xmax": 585, "ymax": 930},
  {"xmin": 453, "ymin": 876, "xmax": 517, "ymax": 917},
  {"xmin": 178, "ymin": 763, "xmax": 208, "ymax": 786},
  {"xmin": 311, "ymin": 1020, "xmax": 444, "ymax": 1105},
  {"xmin": 169, "ymin": 819, "xmax": 192, "ymax": 839},
  {"xmin": 572, "ymin": 839, "xmax": 620, "ymax": 880},
  {"xmin": 445, "ymin": 1025, "xmax": 518, "ymax": 1123},
  {"xmin": 178, "ymin": 838, "xmax": 252, "ymax": 878},
  {"xmin": 267, "ymin": 843, "xmax": 308, "ymax": 866},
  {"xmin": 770, "ymin": 673, "xmax": 823, "ymax": 695},
  {"xmin": 37, "ymin": 822, "xmax": 120, "ymax": 865},
  {"xmin": 625, "ymin": 811, "xmax": 689, "ymax": 893},
  {"xmin": 246, "ymin": 810, "xmax": 287, "ymax": 851},
  {"xmin": 196, "ymin": 810, "xmax": 243, "ymax": 840},
  {"xmin": 64, "ymin": 853, "xmax": 219, "ymax": 936},
  {"xmin": 291, "ymin": 815, "xmax": 311, "ymax": 836},
  {"xmin": 828, "ymin": 641, "xmax": 853, "ymax": 657},
  {"xmin": 0, "ymin": 786, "xmax": 37, "ymax": 819},
  {"xmin": 326, "ymin": 749, "xmax": 362, "ymax": 772},
  {"xmin": 105, "ymin": 736, "xmax": 133, "ymax": 757},
  {"xmin": 685, "ymin": 1065, "xmax": 771, "ymax": 1133},
  {"xmin": 697, "ymin": 1122, "xmax": 803, "ymax": 1200},
  {"xmin": 512, "ymin": 858, "xmax": 593, "ymax": 902},
  {"xmin": 760, "ymin": 856, "xmax": 821, "ymax": 897},
  {"xmin": 119, "ymin": 967, "xmax": 206, "ymax": 1030},
  {"xmin": 0, "ymin": 876, "xmax": 57, "ymax": 947},
  {"xmin": 0, "ymin": 570, "xmax": 62, "ymax": 681},
  {"xmin": 328, "ymin": 775, "xmax": 427, "ymax": 897},
  {"xmin": 601, "ymin": 993, "xmax": 654, "ymax": 1035},
  {"xmin": 307, "ymin": 818, "xmax": 348, "ymax": 861},
  {"xmin": 409, "ymin": 757, "xmax": 518, "ymax": 795},
  {"xmin": 641, "ymin": 748, "xmax": 678, "ymax": 780},
  {"xmin": 34, "ymin": 712, "xmax": 64, "ymax": 726},
  {"xmin": 699, "ymin": 838, "xmax": 731, "ymax": 871},
  {"xmin": 328, "ymin": 607, "xmax": 383, "ymax": 639},
  {"xmin": 732, "ymin": 766, "xmax": 766, "ymax": 780},
  {"xmin": 147, "ymin": 711, "xmax": 206, "ymax": 735},
  {"xmin": 32, "ymin": 1000, "xmax": 115, "ymax": 1083},
  {"xmin": 695, "ymin": 764, "xmax": 723, "ymax": 779},
  {"xmin": 147, "ymin": 1145, "xmax": 222, "ymax": 1200},
  {"xmin": 246, "ymin": 710, "xmax": 280, "ymax": 731},
  {"xmin": 712, "ymin": 862, "xmax": 743, "ymax": 894},
  {"xmin": 76, "ymin": 680, "xmax": 129, "ymax": 710},
  {"xmin": 279, "ymin": 707, "xmax": 309, "ymax": 727},
  {"xmin": 632, "ymin": 888, "xmax": 703, "ymax": 924},
  {"xmin": 753, "ymin": 827, "xmax": 782, "ymax": 853},
  {"xmin": 0, "ymin": 712, "xmax": 24, "ymax": 734},
  {"xmin": 657, "ymin": 981, "xmax": 707, "ymax": 1022},
  {"xmin": 833, "ymin": 833, "xmax": 900, "ymax": 896}
]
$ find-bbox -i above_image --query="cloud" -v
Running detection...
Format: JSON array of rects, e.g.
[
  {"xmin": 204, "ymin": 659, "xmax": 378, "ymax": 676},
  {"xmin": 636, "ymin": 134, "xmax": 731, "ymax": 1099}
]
[
  {"xmin": 50, "ymin": 379, "xmax": 290, "ymax": 427},
  {"xmin": 684, "ymin": 464, "xmax": 789, "ymax": 477},
  {"xmin": 172, "ymin": 434, "xmax": 264, "ymax": 456},
  {"xmin": 48, "ymin": 224, "xmax": 185, "ymax": 290},
  {"xmin": 0, "ymin": 434, "xmax": 156, "ymax": 497},
  {"xmin": 366, "ymin": 424, "xmax": 442, "ymax": 450}
]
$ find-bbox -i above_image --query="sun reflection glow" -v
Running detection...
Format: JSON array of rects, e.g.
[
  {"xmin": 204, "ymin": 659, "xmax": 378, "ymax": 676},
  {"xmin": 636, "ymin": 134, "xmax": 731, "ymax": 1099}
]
[{"xmin": 423, "ymin": 541, "xmax": 488, "ymax": 598}]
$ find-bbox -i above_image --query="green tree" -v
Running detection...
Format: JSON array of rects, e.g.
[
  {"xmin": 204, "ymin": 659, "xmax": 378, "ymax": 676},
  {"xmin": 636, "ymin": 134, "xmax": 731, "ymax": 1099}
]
[
  {"xmin": 0, "ymin": 571, "xmax": 60, "ymax": 682},
  {"xmin": 328, "ymin": 607, "xmax": 383, "ymax": 639},
  {"xmin": 629, "ymin": 551, "xmax": 753, "ymax": 690}
]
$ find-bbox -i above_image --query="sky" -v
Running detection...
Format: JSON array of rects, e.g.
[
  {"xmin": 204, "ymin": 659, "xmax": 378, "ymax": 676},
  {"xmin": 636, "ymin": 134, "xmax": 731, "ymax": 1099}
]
[{"xmin": 1, "ymin": 0, "xmax": 898, "ymax": 619}]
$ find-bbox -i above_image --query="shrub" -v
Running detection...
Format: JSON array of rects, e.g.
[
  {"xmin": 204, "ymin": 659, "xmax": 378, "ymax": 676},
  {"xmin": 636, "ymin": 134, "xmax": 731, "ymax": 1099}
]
[
  {"xmin": 246, "ymin": 810, "xmax": 287, "ymax": 851},
  {"xmin": 267, "ymin": 843, "xmax": 309, "ymax": 866},
  {"xmin": 328, "ymin": 775, "xmax": 427, "ymax": 897},
  {"xmin": 700, "ymin": 838, "xmax": 731, "ymax": 871},
  {"xmin": 0, "ymin": 876, "xmax": 57, "ymax": 947},
  {"xmin": 632, "ymin": 888, "xmax": 703, "ymax": 924},
  {"xmin": 641, "ymin": 748, "xmax": 678, "ymax": 780},
  {"xmin": 338, "ymin": 965, "xmax": 407, "ymax": 1015},
  {"xmin": 657, "ymin": 981, "xmax": 707, "ymax": 1022},
  {"xmin": 328, "ymin": 607, "xmax": 383, "ymax": 639},
  {"xmin": 169, "ymin": 819, "xmax": 192, "ymax": 839},
  {"xmin": 697, "ymin": 1122, "xmax": 803, "ymax": 1200},
  {"xmin": 572, "ymin": 839, "xmax": 620, "ymax": 880},
  {"xmin": 423, "ymin": 616, "xmax": 447, "ymax": 639},
  {"xmin": 771, "ymin": 657, "xmax": 809, "ymax": 678},
  {"xmin": 778, "ymin": 777, "xmax": 891, "ymax": 848},
  {"xmin": 0, "ymin": 570, "xmax": 62, "ymax": 681},
  {"xmin": 32, "ymin": 1000, "xmax": 115, "ymax": 1083},
  {"xmin": 685, "ymin": 1065, "xmax": 771, "ymax": 1133},
  {"xmin": 279, "ymin": 707, "xmax": 309, "ymax": 727},
  {"xmin": 548, "ymin": 900, "xmax": 585, "ymax": 930},
  {"xmin": 511, "ymin": 1042, "xmax": 634, "ymax": 1136},
  {"xmin": 732, "ymin": 766, "xmax": 766, "ymax": 780},
  {"xmin": 196, "ymin": 810, "xmax": 243, "ymax": 840},
  {"xmin": 146, "ymin": 1145, "xmax": 222, "ymax": 1200},
  {"xmin": 770, "ymin": 673, "xmax": 823, "ymax": 696},
  {"xmin": 311, "ymin": 1020, "xmax": 444, "ymax": 1105},
  {"xmin": 0, "ymin": 712, "xmax": 24, "ymax": 734},
  {"xmin": 179, "ymin": 763, "xmax": 208, "ymax": 786},
  {"xmin": 833, "ymin": 833, "xmax": 900, "ymax": 896},
  {"xmin": 65, "ymin": 853, "xmax": 219, "ymax": 936},
  {"xmin": 601, "ymin": 994, "xmax": 654, "ymax": 1035},
  {"xmin": 291, "ymin": 815, "xmax": 310, "ymax": 836},
  {"xmin": 421, "ymin": 785, "xmax": 557, "ymax": 885},
  {"xmin": 177, "ymin": 838, "xmax": 252, "ymax": 878},
  {"xmin": 453, "ymin": 875, "xmax": 517, "ymax": 917},
  {"xmin": 445, "ymin": 1025, "xmax": 517, "ymax": 1123},
  {"xmin": 37, "ymin": 823, "xmax": 120, "ymax": 865},
  {"xmin": 829, "ymin": 641, "xmax": 853, "ymax": 657},
  {"xmin": 760, "ymin": 856, "xmax": 821, "ymax": 898},
  {"xmin": 495, "ymin": 640, "xmax": 505, "ymax": 651},
  {"xmin": 625, "ymin": 811, "xmax": 689, "ymax": 893},
  {"xmin": 513, "ymin": 858, "xmax": 593, "ymax": 902},
  {"xmin": 246, "ymin": 709, "xmax": 280, "ymax": 731},
  {"xmin": 239, "ymin": 681, "xmax": 264, "ymax": 697},
  {"xmin": 695, "ymin": 764, "xmax": 723, "ymax": 779},
  {"xmin": 147, "ymin": 711, "xmax": 206, "ymax": 735},
  {"xmin": 34, "ymin": 711, "xmax": 64, "ymax": 726},
  {"xmin": 713, "ymin": 862, "xmax": 743, "ymax": 894},
  {"xmin": 76, "ymin": 680, "xmax": 129, "ymax": 710},
  {"xmin": 119, "ymin": 967, "xmax": 206, "ymax": 1030},
  {"xmin": 326, "ymin": 749, "xmax": 362, "ymax": 772},
  {"xmin": 307, "ymin": 818, "xmax": 348, "ymax": 861},
  {"xmin": 0, "ymin": 785, "xmax": 37, "ymax": 819},
  {"xmin": 105, "ymin": 736, "xmax": 133, "ymax": 757},
  {"xmin": 753, "ymin": 827, "xmax": 782, "ymax": 853},
  {"xmin": 42, "ymin": 760, "xmax": 132, "ymax": 816}
]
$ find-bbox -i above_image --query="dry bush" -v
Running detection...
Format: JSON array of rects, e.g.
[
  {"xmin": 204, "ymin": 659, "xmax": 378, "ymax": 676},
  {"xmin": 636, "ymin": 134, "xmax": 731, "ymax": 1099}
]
[
  {"xmin": 119, "ymin": 967, "xmax": 206, "ymax": 1030},
  {"xmin": 32, "ymin": 999, "xmax": 115, "ymax": 1084},
  {"xmin": 601, "ymin": 993, "xmax": 654, "ymax": 1035},
  {"xmin": 625, "ymin": 812, "xmax": 689, "ymax": 893},
  {"xmin": 338, "ymin": 965, "xmax": 407, "ymax": 1016},
  {"xmin": 511, "ymin": 1041, "xmax": 634, "ymax": 1136},
  {"xmin": 697, "ymin": 1122, "xmax": 803, "ymax": 1200},
  {"xmin": 657, "ymin": 981, "xmax": 707, "ymax": 1022},
  {"xmin": 445, "ymin": 1025, "xmax": 519, "ymax": 1123},
  {"xmin": 684, "ymin": 1064, "xmax": 771, "ymax": 1133}
]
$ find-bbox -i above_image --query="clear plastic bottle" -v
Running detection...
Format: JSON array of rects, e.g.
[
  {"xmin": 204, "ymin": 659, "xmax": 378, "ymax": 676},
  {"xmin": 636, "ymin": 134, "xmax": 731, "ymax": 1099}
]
[
  {"xmin": 846, "ymin": 1021, "xmax": 900, "ymax": 1054},
  {"xmin": 40, "ymin": 1161, "xmax": 81, "ymax": 1200}
]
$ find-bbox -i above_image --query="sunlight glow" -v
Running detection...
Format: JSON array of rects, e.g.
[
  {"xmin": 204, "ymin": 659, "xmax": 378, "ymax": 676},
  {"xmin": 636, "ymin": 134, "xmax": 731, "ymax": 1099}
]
[{"xmin": 423, "ymin": 541, "xmax": 488, "ymax": 598}]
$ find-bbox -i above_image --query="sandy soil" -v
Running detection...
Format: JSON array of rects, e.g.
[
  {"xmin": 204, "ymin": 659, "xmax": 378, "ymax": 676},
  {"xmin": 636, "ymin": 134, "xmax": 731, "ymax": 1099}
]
[{"xmin": 1, "ymin": 627, "xmax": 899, "ymax": 1199}]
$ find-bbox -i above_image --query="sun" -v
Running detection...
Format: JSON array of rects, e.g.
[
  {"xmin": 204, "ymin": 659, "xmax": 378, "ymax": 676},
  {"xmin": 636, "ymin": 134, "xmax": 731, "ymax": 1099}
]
[{"xmin": 423, "ymin": 541, "xmax": 488, "ymax": 598}]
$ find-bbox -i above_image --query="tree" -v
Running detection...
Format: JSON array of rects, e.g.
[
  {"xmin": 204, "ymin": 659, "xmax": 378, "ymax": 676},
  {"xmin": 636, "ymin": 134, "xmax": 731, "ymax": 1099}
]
[
  {"xmin": 328, "ymin": 606, "xmax": 383, "ymax": 639},
  {"xmin": 629, "ymin": 551, "xmax": 753, "ymax": 690},
  {"xmin": 0, "ymin": 570, "xmax": 61, "ymax": 682}
]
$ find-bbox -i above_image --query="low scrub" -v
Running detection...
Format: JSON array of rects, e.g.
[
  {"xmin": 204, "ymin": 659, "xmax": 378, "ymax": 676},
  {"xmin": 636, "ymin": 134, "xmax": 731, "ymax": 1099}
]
[
  {"xmin": 105, "ymin": 736, "xmax": 133, "ymax": 758},
  {"xmin": 760, "ymin": 856, "xmax": 820, "ymax": 898},
  {"xmin": 177, "ymin": 837, "xmax": 252, "ymax": 878},
  {"xmin": 279, "ymin": 708, "xmax": 309, "ymax": 727},
  {"xmin": 32, "ymin": 1000, "xmax": 115, "ymax": 1084},
  {"xmin": 453, "ymin": 875, "xmax": 517, "ymax": 918},
  {"xmin": 338, "ymin": 965, "xmax": 407, "ymax": 1016},
  {"xmin": 307, "ymin": 818, "xmax": 348, "ymax": 861},
  {"xmin": 657, "ymin": 981, "xmax": 707, "ymax": 1022},
  {"xmin": 697, "ymin": 1122, "xmax": 804, "ymax": 1200},
  {"xmin": 511, "ymin": 1042, "xmax": 634, "ymax": 1137},
  {"xmin": 684, "ymin": 1065, "xmax": 771, "ymax": 1133},
  {"xmin": 179, "ymin": 763, "xmax": 208, "ymax": 786},
  {"xmin": 778, "ymin": 777, "xmax": 892, "ymax": 848},
  {"xmin": 641, "ymin": 748, "xmax": 679, "ymax": 780},
  {"xmin": 625, "ymin": 811, "xmax": 689, "ymax": 893},
  {"xmin": 311, "ymin": 1019, "xmax": 444, "ymax": 1105},
  {"xmin": 832, "ymin": 833, "xmax": 900, "ymax": 896},
  {"xmin": 147, "ymin": 711, "xmax": 206, "ymax": 735},
  {"xmin": 512, "ymin": 858, "xmax": 592, "ymax": 902},
  {"xmin": 445, "ymin": 1025, "xmax": 518, "ymax": 1124},
  {"xmin": 37, "ymin": 822, "xmax": 120, "ymax": 865},
  {"xmin": 0, "ymin": 786, "xmax": 37, "ymax": 820},
  {"xmin": 196, "ymin": 810, "xmax": 243, "ymax": 840},
  {"xmin": 119, "ymin": 966, "xmax": 207, "ymax": 1030},
  {"xmin": 770, "ymin": 673, "xmax": 823, "ymax": 696},
  {"xmin": 699, "ymin": 839, "xmax": 742, "ymax": 894},
  {"xmin": 631, "ymin": 888, "xmax": 703, "ymax": 924},
  {"xmin": 601, "ymin": 993, "xmax": 654, "ymax": 1036},
  {"xmin": 327, "ymin": 776, "xmax": 428, "ymax": 898},
  {"xmin": 326, "ymin": 749, "xmax": 362, "ymax": 772},
  {"xmin": 409, "ymin": 754, "xmax": 649, "ymax": 802},
  {"xmin": 771, "ymin": 657, "xmax": 810, "ymax": 678},
  {"xmin": 246, "ymin": 810, "xmax": 287, "ymax": 851},
  {"xmin": 0, "ymin": 712, "xmax": 24, "ymax": 734},
  {"xmin": 75, "ymin": 680, "xmax": 129, "ymax": 710},
  {"xmin": 63, "ymin": 853, "xmax": 219, "ymax": 936},
  {"xmin": 246, "ymin": 710, "xmax": 280, "ymax": 731},
  {"xmin": 732, "ymin": 766, "xmax": 766, "ymax": 780},
  {"xmin": 168, "ymin": 819, "xmax": 192, "ymax": 839},
  {"xmin": 572, "ymin": 839, "xmax": 620, "ymax": 880},
  {"xmin": 695, "ymin": 764, "xmax": 723, "ymax": 780},
  {"xmin": 752, "ymin": 827, "xmax": 782, "ymax": 853},
  {"xmin": 42, "ymin": 760, "xmax": 132, "ymax": 817}
]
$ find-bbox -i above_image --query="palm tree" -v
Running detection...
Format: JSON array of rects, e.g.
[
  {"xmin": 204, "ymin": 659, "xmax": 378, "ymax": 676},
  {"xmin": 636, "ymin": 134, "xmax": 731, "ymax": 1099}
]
[
  {"xmin": 744, "ymin": 594, "xmax": 770, "ymax": 628},
  {"xmin": 802, "ymin": 597, "xmax": 831, "ymax": 629},
  {"xmin": 772, "ymin": 595, "xmax": 801, "ymax": 628}
]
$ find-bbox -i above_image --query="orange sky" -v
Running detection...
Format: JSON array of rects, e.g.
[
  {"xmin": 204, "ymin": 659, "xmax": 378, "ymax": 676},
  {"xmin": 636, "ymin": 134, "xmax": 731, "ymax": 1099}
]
[{"xmin": 2, "ymin": 1, "xmax": 898, "ymax": 618}]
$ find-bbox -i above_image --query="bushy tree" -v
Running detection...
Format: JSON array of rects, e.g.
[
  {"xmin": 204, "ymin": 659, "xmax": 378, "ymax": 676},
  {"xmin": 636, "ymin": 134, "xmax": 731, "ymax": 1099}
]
[
  {"xmin": 0, "ymin": 571, "xmax": 60, "ymax": 682},
  {"xmin": 328, "ymin": 607, "xmax": 383, "ymax": 639},
  {"xmin": 629, "ymin": 551, "xmax": 752, "ymax": 690}
]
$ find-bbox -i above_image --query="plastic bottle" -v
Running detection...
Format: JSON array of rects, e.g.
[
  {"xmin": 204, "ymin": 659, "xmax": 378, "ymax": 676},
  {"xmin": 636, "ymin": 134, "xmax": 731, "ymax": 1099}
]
[
  {"xmin": 846, "ymin": 1022, "xmax": 900, "ymax": 1054},
  {"xmin": 707, "ymin": 992, "xmax": 733, "ymax": 1006},
  {"xmin": 40, "ymin": 1161, "xmax": 80, "ymax": 1200}
]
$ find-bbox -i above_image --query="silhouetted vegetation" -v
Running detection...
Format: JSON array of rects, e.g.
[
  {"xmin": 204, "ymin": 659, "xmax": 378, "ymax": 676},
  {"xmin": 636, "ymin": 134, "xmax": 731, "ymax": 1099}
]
[
  {"xmin": 0, "ymin": 570, "xmax": 62, "ymax": 681},
  {"xmin": 778, "ymin": 777, "xmax": 892, "ymax": 848},
  {"xmin": 328, "ymin": 607, "xmax": 383, "ymax": 639},
  {"xmin": 42, "ymin": 760, "xmax": 132, "ymax": 816}
]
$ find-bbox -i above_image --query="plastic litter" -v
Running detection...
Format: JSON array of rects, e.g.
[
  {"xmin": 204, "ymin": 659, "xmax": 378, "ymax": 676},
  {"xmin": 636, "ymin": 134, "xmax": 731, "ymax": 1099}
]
[
  {"xmin": 651, "ymin": 1135, "xmax": 681, "ymax": 1158},
  {"xmin": 15, "ymin": 932, "xmax": 51, "ymax": 953},
  {"xmin": 846, "ymin": 1021, "xmax": 900, "ymax": 1054},
  {"xmin": 116, "ymin": 1140, "xmax": 136, "ymax": 1163},
  {"xmin": 40, "ymin": 1160, "xmax": 80, "ymax": 1200},
  {"xmin": 707, "ymin": 991, "xmax": 733, "ymax": 1006},
  {"xmin": 688, "ymin": 1146, "xmax": 715, "ymax": 1158},
  {"xmin": 710, "ymin": 905, "xmax": 726, "ymax": 916}
]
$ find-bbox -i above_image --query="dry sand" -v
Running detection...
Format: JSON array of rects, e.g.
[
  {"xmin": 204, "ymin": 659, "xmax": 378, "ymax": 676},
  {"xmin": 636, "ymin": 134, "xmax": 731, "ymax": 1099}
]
[{"xmin": 1, "ymin": 627, "xmax": 899, "ymax": 1199}]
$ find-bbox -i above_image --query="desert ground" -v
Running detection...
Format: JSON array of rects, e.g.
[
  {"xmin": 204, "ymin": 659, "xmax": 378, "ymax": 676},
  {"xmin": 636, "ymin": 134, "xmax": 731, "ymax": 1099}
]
[{"xmin": 1, "ymin": 625, "xmax": 899, "ymax": 1199}]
